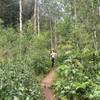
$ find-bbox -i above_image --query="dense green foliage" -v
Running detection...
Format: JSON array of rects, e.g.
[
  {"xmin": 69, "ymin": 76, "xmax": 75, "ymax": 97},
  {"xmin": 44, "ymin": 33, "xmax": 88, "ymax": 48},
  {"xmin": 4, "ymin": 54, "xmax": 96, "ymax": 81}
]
[
  {"xmin": 53, "ymin": 50, "xmax": 100, "ymax": 100},
  {"xmin": 0, "ymin": 22, "xmax": 51, "ymax": 75},
  {"xmin": 0, "ymin": 0, "xmax": 100, "ymax": 100},
  {"xmin": 52, "ymin": 1, "xmax": 100, "ymax": 99},
  {"xmin": 0, "ymin": 22, "xmax": 51, "ymax": 100},
  {"xmin": 0, "ymin": 61, "xmax": 42, "ymax": 100}
]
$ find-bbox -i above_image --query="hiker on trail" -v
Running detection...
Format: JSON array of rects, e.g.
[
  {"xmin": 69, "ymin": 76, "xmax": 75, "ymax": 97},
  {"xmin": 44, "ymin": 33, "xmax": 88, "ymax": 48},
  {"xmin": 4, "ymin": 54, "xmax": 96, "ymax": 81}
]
[{"xmin": 50, "ymin": 49, "xmax": 57, "ymax": 67}]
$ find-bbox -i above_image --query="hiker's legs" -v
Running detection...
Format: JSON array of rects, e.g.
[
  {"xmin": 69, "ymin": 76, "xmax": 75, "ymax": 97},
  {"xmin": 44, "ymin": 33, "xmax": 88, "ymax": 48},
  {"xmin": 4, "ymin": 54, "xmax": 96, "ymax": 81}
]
[{"xmin": 52, "ymin": 58, "xmax": 55, "ymax": 67}]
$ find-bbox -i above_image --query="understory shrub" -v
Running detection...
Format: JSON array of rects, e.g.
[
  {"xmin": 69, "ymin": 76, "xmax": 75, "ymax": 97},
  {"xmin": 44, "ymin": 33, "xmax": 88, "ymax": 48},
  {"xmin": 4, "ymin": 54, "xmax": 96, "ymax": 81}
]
[
  {"xmin": 0, "ymin": 61, "xmax": 43, "ymax": 100},
  {"xmin": 53, "ymin": 51, "xmax": 100, "ymax": 100}
]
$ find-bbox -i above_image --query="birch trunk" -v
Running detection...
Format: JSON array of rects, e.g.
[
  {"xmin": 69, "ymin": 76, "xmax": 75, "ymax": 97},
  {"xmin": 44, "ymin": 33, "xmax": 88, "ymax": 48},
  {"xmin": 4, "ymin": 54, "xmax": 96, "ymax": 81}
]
[
  {"xmin": 54, "ymin": 20, "xmax": 57, "ymax": 50},
  {"xmin": 19, "ymin": 0, "xmax": 23, "ymax": 33},
  {"xmin": 34, "ymin": 0, "xmax": 37, "ymax": 33},
  {"xmin": 98, "ymin": 0, "xmax": 100, "ymax": 15},
  {"xmin": 37, "ymin": 0, "xmax": 40, "ymax": 35},
  {"xmin": 92, "ymin": 31, "xmax": 98, "ymax": 52},
  {"xmin": 49, "ymin": 17, "xmax": 53, "ymax": 49},
  {"xmin": 74, "ymin": 0, "xmax": 79, "ymax": 50},
  {"xmin": 19, "ymin": 0, "xmax": 23, "ymax": 60},
  {"xmin": 91, "ymin": 1, "xmax": 98, "ymax": 52}
]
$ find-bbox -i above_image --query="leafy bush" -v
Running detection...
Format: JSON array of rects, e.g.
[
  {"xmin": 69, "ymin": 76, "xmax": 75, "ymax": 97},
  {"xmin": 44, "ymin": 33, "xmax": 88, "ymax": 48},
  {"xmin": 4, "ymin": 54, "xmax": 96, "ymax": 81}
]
[
  {"xmin": 0, "ymin": 61, "xmax": 42, "ymax": 100},
  {"xmin": 0, "ymin": 23, "xmax": 52, "ymax": 75},
  {"xmin": 0, "ymin": 24, "xmax": 51, "ymax": 99},
  {"xmin": 53, "ymin": 51, "xmax": 100, "ymax": 100}
]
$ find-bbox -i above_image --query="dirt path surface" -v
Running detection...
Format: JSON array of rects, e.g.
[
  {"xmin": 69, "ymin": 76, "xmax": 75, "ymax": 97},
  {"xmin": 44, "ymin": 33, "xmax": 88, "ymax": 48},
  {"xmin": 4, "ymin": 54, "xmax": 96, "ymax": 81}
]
[{"xmin": 40, "ymin": 70, "xmax": 56, "ymax": 100}]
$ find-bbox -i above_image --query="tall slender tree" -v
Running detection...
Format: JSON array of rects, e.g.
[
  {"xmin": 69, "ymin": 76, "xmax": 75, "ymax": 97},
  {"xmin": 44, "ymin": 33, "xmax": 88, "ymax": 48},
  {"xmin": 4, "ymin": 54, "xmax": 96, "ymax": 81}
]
[
  {"xmin": 34, "ymin": 0, "xmax": 37, "ymax": 34},
  {"xmin": 37, "ymin": 0, "xmax": 40, "ymax": 35},
  {"xmin": 91, "ymin": 0, "xmax": 98, "ymax": 52},
  {"xmin": 19, "ymin": 0, "xmax": 23, "ymax": 60},
  {"xmin": 19, "ymin": 0, "xmax": 23, "ymax": 33}
]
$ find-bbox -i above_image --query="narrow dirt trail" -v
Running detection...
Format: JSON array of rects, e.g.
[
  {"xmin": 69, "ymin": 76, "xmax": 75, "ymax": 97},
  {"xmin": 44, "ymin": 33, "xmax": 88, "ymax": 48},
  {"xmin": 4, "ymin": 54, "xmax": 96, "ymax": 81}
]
[{"xmin": 40, "ymin": 70, "xmax": 56, "ymax": 100}]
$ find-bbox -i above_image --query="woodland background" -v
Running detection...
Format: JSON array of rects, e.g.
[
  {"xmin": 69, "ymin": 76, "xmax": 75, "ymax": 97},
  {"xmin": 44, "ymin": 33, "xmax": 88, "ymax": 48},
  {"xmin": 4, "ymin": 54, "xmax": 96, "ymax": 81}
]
[{"xmin": 0, "ymin": 0, "xmax": 100, "ymax": 100}]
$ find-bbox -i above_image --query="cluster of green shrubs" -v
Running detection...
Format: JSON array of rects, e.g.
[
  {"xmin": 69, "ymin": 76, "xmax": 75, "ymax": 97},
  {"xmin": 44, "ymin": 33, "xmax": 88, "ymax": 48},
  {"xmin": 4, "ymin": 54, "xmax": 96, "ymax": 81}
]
[
  {"xmin": 0, "ymin": 60, "xmax": 43, "ymax": 100},
  {"xmin": 53, "ymin": 51, "xmax": 100, "ymax": 100},
  {"xmin": 0, "ymin": 21, "xmax": 51, "ymax": 74},
  {"xmin": 0, "ymin": 20, "xmax": 51, "ymax": 100}
]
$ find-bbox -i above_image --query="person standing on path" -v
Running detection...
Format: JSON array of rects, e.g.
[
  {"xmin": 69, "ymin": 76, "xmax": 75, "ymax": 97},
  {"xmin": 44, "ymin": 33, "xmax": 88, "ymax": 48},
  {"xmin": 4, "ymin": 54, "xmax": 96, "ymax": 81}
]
[{"xmin": 50, "ymin": 49, "xmax": 57, "ymax": 67}]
